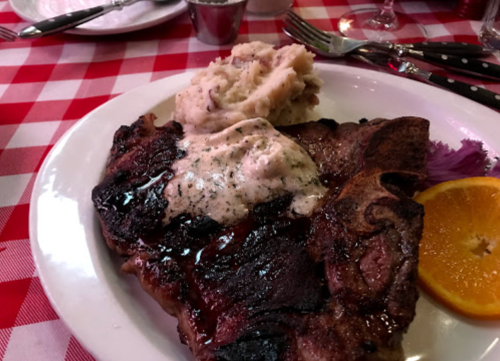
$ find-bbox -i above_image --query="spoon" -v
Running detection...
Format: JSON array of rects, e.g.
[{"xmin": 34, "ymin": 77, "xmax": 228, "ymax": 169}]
[{"xmin": 18, "ymin": 0, "xmax": 173, "ymax": 39}]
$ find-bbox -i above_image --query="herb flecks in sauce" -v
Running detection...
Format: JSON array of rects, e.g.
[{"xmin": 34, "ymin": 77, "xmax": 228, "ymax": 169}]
[{"xmin": 164, "ymin": 118, "xmax": 326, "ymax": 225}]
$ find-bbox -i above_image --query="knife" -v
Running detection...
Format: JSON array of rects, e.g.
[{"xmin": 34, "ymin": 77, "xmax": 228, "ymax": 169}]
[
  {"xmin": 353, "ymin": 48, "xmax": 500, "ymax": 112},
  {"xmin": 371, "ymin": 43, "xmax": 500, "ymax": 81},
  {"xmin": 404, "ymin": 42, "xmax": 495, "ymax": 57},
  {"xmin": 370, "ymin": 41, "xmax": 494, "ymax": 58},
  {"xmin": 404, "ymin": 49, "xmax": 500, "ymax": 81}
]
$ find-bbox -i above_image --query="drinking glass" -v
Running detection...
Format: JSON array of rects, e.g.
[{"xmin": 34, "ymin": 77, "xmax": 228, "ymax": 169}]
[
  {"xmin": 479, "ymin": 0, "xmax": 500, "ymax": 49},
  {"xmin": 337, "ymin": 0, "xmax": 427, "ymax": 42}
]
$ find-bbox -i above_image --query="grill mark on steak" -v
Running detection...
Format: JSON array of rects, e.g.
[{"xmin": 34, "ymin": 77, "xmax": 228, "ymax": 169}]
[
  {"xmin": 92, "ymin": 115, "xmax": 429, "ymax": 361},
  {"xmin": 92, "ymin": 114, "xmax": 185, "ymax": 255}
]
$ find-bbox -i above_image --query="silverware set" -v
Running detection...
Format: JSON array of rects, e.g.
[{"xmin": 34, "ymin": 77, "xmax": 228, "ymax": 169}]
[
  {"xmin": 2, "ymin": 5, "xmax": 500, "ymax": 111},
  {"xmin": 285, "ymin": 10, "xmax": 500, "ymax": 80},
  {"xmin": 284, "ymin": 10, "xmax": 494, "ymax": 59},
  {"xmin": 283, "ymin": 10, "xmax": 500, "ymax": 111},
  {"xmin": 0, "ymin": 0, "xmax": 176, "ymax": 41}
]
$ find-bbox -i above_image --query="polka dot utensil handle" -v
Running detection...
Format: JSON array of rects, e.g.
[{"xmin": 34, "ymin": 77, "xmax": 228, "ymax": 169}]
[
  {"xmin": 427, "ymin": 73, "xmax": 500, "ymax": 111},
  {"xmin": 353, "ymin": 48, "xmax": 500, "ymax": 112},
  {"xmin": 405, "ymin": 49, "xmax": 500, "ymax": 81},
  {"xmin": 407, "ymin": 42, "xmax": 494, "ymax": 57}
]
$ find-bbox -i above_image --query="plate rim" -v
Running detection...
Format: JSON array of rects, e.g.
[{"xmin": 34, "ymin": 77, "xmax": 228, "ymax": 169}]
[
  {"xmin": 29, "ymin": 63, "xmax": 500, "ymax": 361},
  {"xmin": 8, "ymin": 0, "xmax": 187, "ymax": 35}
]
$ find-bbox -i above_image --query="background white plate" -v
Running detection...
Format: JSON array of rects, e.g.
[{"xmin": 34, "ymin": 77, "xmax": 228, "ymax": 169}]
[
  {"xmin": 9, "ymin": 0, "xmax": 187, "ymax": 36},
  {"xmin": 30, "ymin": 63, "xmax": 500, "ymax": 361}
]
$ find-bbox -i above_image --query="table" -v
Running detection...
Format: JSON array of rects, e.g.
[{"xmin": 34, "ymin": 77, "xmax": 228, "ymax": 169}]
[{"xmin": 0, "ymin": 0, "xmax": 499, "ymax": 360}]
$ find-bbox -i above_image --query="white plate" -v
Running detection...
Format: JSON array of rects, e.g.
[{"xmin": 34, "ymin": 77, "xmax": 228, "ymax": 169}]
[
  {"xmin": 9, "ymin": 0, "xmax": 187, "ymax": 36},
  {"xmin": 30, "ymin": 63, "xmax": 500, "ymax": 361}
]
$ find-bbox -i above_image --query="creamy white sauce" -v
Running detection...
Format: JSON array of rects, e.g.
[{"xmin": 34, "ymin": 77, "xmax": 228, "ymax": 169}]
[{"xmin": 164, "ymin": 118, "xmax": 327, "ymax": 225}]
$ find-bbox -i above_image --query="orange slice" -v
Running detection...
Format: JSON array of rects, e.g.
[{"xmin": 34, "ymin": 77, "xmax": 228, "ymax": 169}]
[{"xmin": 414, "ymin": 177, "xmax": 500, "ymax": 319}]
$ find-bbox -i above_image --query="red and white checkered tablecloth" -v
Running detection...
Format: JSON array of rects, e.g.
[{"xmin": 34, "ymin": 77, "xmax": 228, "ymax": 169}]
[{"xmin": 0, "ymin": 0, "xmax": 499, "ymax": 359}]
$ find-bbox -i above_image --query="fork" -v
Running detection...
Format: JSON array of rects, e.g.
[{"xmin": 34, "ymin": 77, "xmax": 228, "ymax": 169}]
[
  {"xmin": 284, "ymin": 11, "xmax": 389, "ymax": 58},
  {"xmin": 283, "ymin": 10, "xmax": 500, "ymax": 81},
  {"xmin": 284, "ymin": 10, "xmax": 493, "ymax": 58},
  {"xmin": 0, "ymin": 26, "xmax": 17, "ymax": 41}
]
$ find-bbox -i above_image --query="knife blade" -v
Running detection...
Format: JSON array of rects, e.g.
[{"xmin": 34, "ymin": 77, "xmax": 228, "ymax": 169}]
[{"xmin": 353, "ymin": 48, "xmax": 500, "ymax": 112}]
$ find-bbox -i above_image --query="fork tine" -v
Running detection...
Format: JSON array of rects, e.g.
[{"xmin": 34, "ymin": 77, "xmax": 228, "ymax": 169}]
[
  {"xmin": 283, "ymin": 24, "xmax": 333, "ymax": 56},
  {"xmin": 286, "ymin": 10, "xmax": 331, "ymax": 43},
  {"xmin": 0, "ymin": 27, "xmax": 16, "ymax": 40},
  {"xmin": 282, "ymin": 26, "xmax": 331, "ymax": 57},
  {"xmin": 283, "ymin": 17, "xmax": 331, "ymax": 52},
  {"xmin": 0, "ymin": 33, "xmax": 16, "ymax": 41},
  {"xmin": 0, "ymin": 26, "xmax": 17, "ymax": 41},
  {"xmin": 283, "ymin": 24, "xmax": 313, "ymax": 47},
  {"xmin": 283, "ymin": 19, "xmax": 326, "ymax": 49}
]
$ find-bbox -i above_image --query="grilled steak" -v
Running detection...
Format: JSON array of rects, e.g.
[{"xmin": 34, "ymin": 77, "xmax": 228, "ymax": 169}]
[{"xmin": 92, "ymin": 114, "xmax": 429, "ymax": 361}]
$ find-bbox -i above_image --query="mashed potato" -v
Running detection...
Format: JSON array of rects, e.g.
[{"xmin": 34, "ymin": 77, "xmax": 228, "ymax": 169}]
[{"xmin": 174, "ymin": 41, "xmax": 322, "ymax": 133}]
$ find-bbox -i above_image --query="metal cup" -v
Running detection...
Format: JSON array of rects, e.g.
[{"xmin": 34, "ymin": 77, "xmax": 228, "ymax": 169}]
[{"xmin": 185, "ymin": 0, "xmax": 248, "ymax": 45}]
